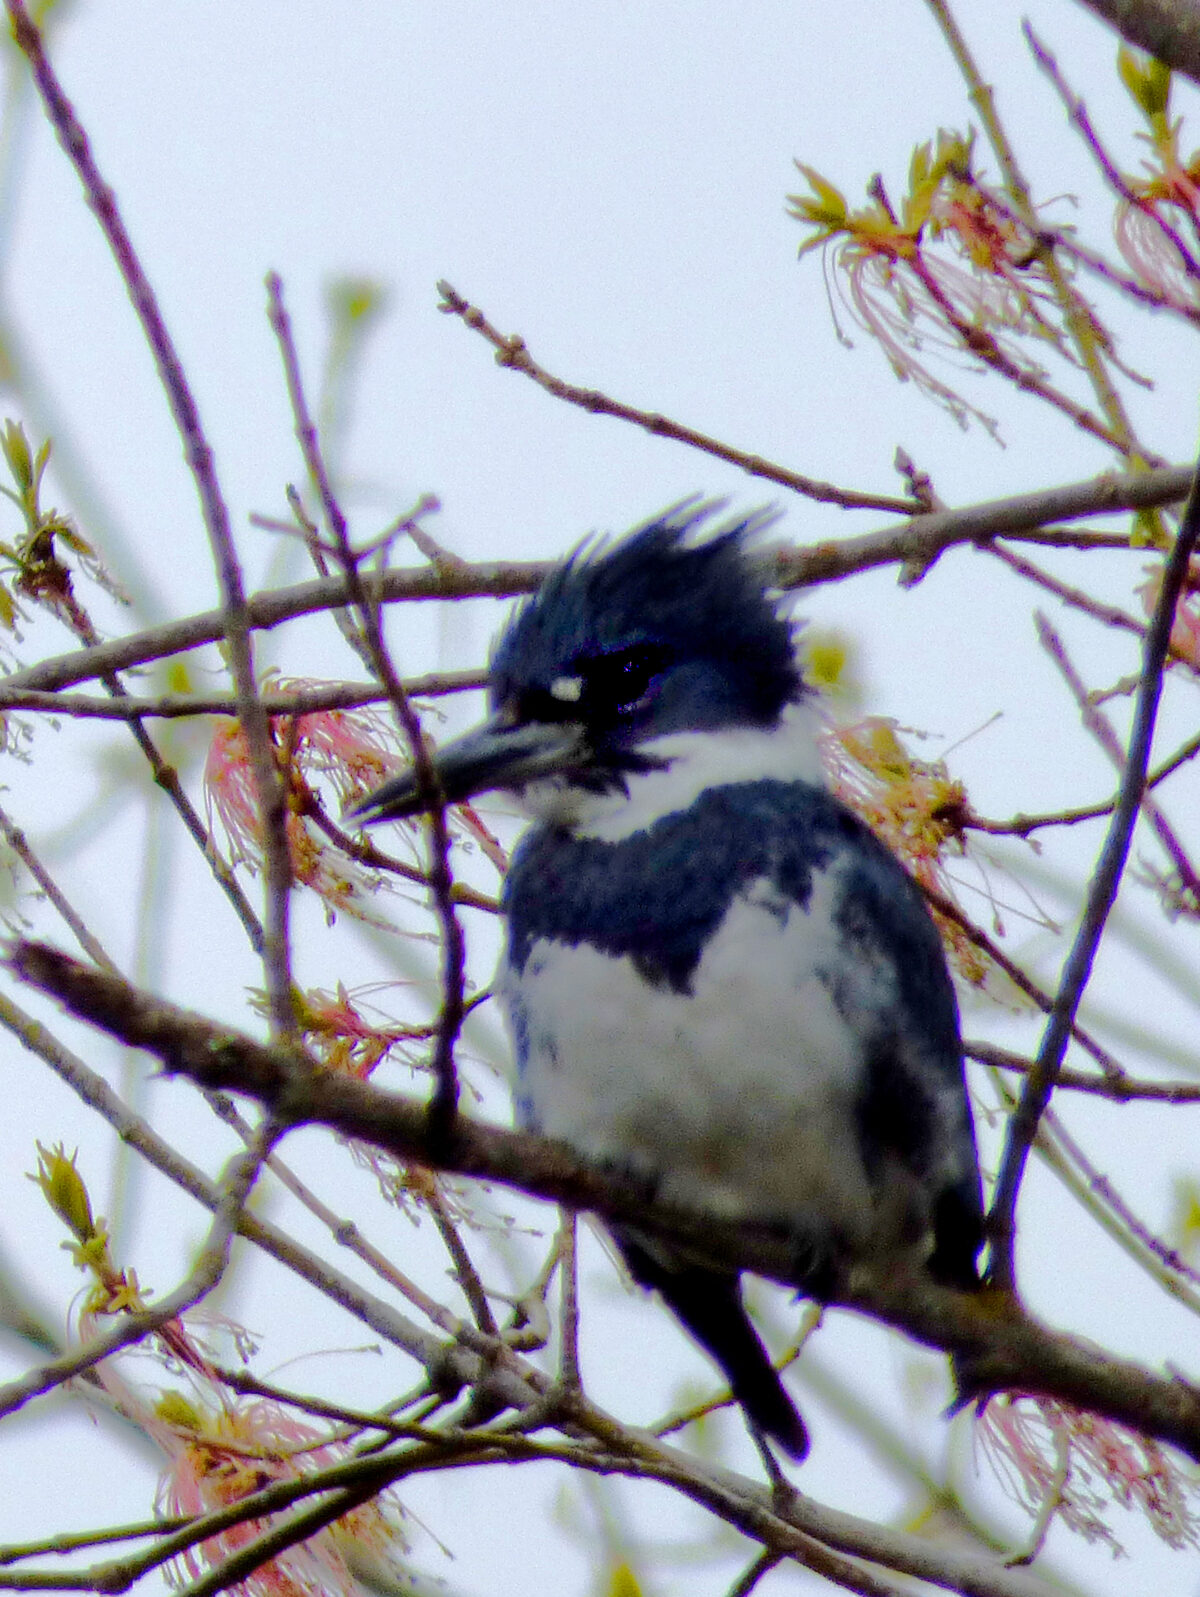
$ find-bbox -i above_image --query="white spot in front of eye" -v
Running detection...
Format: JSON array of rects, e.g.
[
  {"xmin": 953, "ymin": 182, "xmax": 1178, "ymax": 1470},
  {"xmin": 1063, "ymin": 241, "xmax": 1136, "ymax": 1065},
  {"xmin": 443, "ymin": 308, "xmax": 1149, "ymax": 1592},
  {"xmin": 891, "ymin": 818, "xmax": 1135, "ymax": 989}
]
[{"xmin": 550, "ymin": 675, "xmax": 583, "ymax": 703}]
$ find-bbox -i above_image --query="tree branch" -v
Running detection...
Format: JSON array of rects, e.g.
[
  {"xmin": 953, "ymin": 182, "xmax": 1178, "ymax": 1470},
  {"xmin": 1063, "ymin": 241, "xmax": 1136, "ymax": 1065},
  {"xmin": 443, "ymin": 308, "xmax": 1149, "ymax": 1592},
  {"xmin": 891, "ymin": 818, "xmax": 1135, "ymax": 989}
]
[
  {"xmin": 0, "ymin": 463, "xmax": 1190, "ymax": 697},
  {"xmin": 988, "ymin": 462, "xmax": 1200, "ymax": 1288},
  {"xmin": 1070, "ymin": 0, "xmax": 1200, "ymax": 91},
  {"xmin": 11, "ymin": 939, "xmax": 1200, "ymax": 1466}
]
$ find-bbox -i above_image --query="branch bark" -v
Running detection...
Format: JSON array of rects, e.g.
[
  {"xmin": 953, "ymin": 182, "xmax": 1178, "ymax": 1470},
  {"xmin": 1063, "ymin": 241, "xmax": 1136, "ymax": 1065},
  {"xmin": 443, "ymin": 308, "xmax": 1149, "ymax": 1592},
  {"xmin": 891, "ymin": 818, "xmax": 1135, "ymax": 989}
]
[
  {"xmin": 1072, "ymin": 0, "xmax": 1200, "ymax": 89},
  {"xmin": 11, "ymin": 939, "xmax": 1200, "ymax": 1466},
  {"xmin": 0, "ymin": 462, "xmax": 1190, "ymax": 696}
]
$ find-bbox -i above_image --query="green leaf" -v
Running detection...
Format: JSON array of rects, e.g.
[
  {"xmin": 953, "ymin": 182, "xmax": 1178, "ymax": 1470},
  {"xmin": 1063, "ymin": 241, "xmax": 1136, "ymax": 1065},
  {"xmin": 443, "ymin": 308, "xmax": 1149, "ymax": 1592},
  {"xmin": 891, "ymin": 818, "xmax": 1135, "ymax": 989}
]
[
  {"xmin": 606, "ymin": 1563, "xmax": 644, "ymax": 1597},
  {"xmin": 0, "ymin": 420, "xmax": 31, "ymax": 492},
  {"xmin": 787, "ymin": 161, "xmax": 848, "ymax": 226},
  {"xmin": 1117, "ymin": 43, "xmax": 1172, "ymax": 127}
]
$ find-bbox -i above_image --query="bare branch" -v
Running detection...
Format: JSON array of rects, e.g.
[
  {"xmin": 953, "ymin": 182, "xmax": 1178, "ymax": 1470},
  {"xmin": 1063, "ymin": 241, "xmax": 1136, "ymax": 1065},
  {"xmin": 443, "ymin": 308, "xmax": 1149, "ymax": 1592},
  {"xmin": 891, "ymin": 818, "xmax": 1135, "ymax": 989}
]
[
  {"xmin": 968, "ymin": 1040, "xmax": 1200, "ymax": 1104},
  {"xmin": 5, "ymin": 0, "xmax": 293, "ymax": 1015},
  {"xmin": 436, "ymin": 282, "xmax": 919, "ymax": 514},
  {"xmin": 988, "ymin": 461, "xmax": 1200, "ymax": 1289},
  {"xmin": 0, "ymin": 462, "xmax": 1190, "ymax": 702},
  {"xmin": 12, "ymin": 938, "xmax": 1200, "ymax": 1466},
  {"xmin": 0, "ymin": 674, "xmax": 481, "ymax": 719},
  {"xmin": 1037, "ymin": 611, "xmax": 1200, "ymax": 910},
  {"xmin": 1069, "ymin": 0, "xmax": 1200, "ymax": 92},
  {"xmin": 267, "ymin": 273, "xmax": 466, "ymax": 1132}
]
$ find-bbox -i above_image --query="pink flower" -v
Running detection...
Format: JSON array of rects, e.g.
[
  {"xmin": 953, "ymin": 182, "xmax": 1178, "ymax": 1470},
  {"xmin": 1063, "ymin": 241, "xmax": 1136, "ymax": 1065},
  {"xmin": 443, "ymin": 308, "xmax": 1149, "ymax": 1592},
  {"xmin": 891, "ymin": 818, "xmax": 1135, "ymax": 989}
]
[
  {"xmin": 203, "ymin": 690, "xmax": 415, "ymax": 927},
  {"xmin": 154, "ymin": 1391, "xmax": 410, "ymax": 1597},
  {"xmin": 978, "ymin": 1394, "xmax": 1200, "ymax": 1553},
  {"xmin": 295, "ymin": 982, "xmax": 431, "ymax": 1081},
  {"xmin": 1138, "ymin": 560, "xmax": 1200, "ymax": 668},
  {"xmin": 820, "ymin": 717, "xmax": 988, "ymax": 984}
]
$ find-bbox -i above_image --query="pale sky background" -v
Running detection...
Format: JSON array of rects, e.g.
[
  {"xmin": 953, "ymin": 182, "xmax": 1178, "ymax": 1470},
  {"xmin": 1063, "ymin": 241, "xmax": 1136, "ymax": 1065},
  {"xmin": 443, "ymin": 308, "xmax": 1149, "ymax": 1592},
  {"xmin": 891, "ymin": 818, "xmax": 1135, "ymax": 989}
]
[{"xmin": 0, "ymin": 3, "xmax": 1198, "ymax": 1593}]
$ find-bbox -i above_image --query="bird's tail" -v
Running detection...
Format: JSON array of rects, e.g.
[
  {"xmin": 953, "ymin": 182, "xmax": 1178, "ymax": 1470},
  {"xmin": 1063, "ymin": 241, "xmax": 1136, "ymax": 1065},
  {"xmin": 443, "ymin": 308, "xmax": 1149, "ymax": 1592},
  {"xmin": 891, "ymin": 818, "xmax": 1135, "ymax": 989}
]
[{"xmin": 615, "ymin": 1231, "xmax": 810, "ymax": 1460}]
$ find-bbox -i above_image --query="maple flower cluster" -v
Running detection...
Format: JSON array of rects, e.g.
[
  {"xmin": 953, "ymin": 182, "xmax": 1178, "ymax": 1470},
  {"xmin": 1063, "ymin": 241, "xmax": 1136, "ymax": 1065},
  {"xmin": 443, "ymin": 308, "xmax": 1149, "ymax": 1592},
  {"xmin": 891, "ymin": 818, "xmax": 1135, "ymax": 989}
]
[
  {"xmin": 204, "ymin": 682, "xmax": 411, "ymax": 927},
  {"xmin": 204, "ymin": 680, "xmax": 508, "ymax": 929},
  {"xmin": 819, "ymin": 715, "xmax": 987, "ymax": 985},
  {"xmin": 787, "ymin": 130, "xmax": 1066, "ymax": 436},
  {"xmin": 1111, "ymin": 49, "xmax": 1200, "ymax": 313},
  {"xmin": 978, "ymin": 1393, "xmax": 1200, "ymax": 1554},
  {"xmin": 32, "ymin": 1145, "xmax": 412, "ymax": 1597}
]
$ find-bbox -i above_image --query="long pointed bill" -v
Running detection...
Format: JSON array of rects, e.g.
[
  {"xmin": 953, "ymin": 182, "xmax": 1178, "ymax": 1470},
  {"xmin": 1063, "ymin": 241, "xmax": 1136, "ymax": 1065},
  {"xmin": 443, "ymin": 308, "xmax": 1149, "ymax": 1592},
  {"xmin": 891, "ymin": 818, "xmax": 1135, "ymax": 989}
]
[{"xmin": 349, "ymin": 716, "xmax": 589, "ymax": 823}]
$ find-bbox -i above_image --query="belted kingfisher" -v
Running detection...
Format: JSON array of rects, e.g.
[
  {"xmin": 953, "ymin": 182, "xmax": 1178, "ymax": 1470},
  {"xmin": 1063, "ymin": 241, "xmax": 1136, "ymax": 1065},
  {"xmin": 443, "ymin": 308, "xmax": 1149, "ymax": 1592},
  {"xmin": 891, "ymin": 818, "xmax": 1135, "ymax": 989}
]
[{"xmin": 355, "ymin": 504, "xmax": 984, "ymax": 1459}]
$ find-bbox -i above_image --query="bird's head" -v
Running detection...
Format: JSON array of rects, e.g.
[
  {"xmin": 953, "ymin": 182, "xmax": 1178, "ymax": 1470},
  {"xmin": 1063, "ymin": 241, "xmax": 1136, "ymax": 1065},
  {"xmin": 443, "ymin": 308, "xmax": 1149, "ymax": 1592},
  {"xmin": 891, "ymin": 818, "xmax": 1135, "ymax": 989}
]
[{"xmin": 352, "ymin": 502, "xmax": 812, "ymax": 831}]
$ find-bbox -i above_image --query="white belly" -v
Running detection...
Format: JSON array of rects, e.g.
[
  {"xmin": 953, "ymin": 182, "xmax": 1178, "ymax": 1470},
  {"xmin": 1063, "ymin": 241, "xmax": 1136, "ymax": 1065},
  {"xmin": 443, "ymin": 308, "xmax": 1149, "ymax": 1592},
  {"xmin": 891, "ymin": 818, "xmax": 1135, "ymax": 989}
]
[{"xmin": 502, "ymin": 868, "xmax": 890, "ymax": 1247}]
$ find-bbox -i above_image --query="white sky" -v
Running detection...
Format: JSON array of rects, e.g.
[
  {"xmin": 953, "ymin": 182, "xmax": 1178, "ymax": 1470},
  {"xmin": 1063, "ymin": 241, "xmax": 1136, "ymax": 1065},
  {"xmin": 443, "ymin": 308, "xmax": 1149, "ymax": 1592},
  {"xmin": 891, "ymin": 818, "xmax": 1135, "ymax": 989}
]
[{"xmin": 0, "ymin": 2, "xmax": 1199, "ymax": 1593}]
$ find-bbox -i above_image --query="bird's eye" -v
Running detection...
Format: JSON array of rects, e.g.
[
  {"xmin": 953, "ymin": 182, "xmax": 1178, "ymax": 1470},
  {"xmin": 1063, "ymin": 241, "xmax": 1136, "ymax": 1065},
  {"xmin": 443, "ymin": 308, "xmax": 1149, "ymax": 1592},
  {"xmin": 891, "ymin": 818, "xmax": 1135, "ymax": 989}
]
[{"xmin": 581, "ymin": 643, "xmax": 668, "ymax": 714}]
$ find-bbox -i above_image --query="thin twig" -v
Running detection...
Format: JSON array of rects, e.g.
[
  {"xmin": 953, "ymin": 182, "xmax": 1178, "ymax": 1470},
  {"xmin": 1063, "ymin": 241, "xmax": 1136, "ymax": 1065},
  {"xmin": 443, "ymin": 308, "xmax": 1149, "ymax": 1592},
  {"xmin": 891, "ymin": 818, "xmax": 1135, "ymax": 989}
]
[
  {"xmin": 967, "ymin": 1040, "xmax": 1200, "ymax": 1104},
  {"xmin": 205, "ymin": 1365, "xmax": 429, "ymax": 1441},
  {"xmin": 267, "ymin": 272, "xmax": 466, "ymax": 1132},
  {"xmin": 724, "ymin": 1551, "xmax": 783, "ymax": 1597},
  {"xmin": 1027, "ymin": 21, "xmax": 1200, "ymax": 285},
  {"xmin": 1041, "ymin": 1102, "xmax": 1200, "ymax": 1307},
  {"xmin": 988, "ymin": 542, "xmax": 1200, "ymax": 676},
  {"xmin": 557, "ymin": 1213, "xmax": 581, "ymax": 1390},
  {"xmin": 0, "ymin": 462, "xmax": 1192, "ymax": 699},
  {"xmin": 985, "ymin": 1066, "xmax": 1200, "ymax": 1317},
  {"xmin": 0, "ymin": 801, "xmax": 115, "ymax": 970},
  {"xmin": 921, "ymin": 886, "xmax": 1124, "ymax": 1080},
  {"xmin": 1043, "ymin": 220, "xmax": 1200, "ymax": 328},
  {"xmin": 1036, "ymin": 610, "xmax": 1200, "ymax": 910},
  {"xmin": 437, "ymin": 281, "xmax": 919, "ymax": 514},
  {"xmin": 5, "ymin": 0, "xmax": 292, "ymax": 1016},
  {"xmin": 0, "ymin": 1517, "xmax": 191, "ymax": 1567},
  {"xmin": 988, "ymin": 458, "xmax": 1200, "ymax": 1289},
  {"xmin": 426, "ymin": 1184, "xmax": 499, "ymax": 1337},
  {"xmin": 969, "ymin": 724, "xmax": 1200, "ymax": 836},
  {"xmin": 0, "ymin": 673, "xmax": 482, "ymax": 719},
  {"xmin": 926, "ymin": 0, "xmax": 1147, "ymax": 462},
  {"xmin": 302, "ymin": 793, "xmax": 500, "ymax": 914}
]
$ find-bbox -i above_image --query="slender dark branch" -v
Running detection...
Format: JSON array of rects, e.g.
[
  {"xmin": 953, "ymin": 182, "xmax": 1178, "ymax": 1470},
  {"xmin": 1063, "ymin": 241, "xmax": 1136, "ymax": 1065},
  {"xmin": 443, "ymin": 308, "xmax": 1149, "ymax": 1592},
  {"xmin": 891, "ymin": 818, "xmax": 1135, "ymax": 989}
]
[
  {"xmin": 921, "ymin": 886, "xmax": 1123, "ymax": 1080},
  {"xmin": 0, "ymin": 801, "xmax": 115, "ymax": 970},
  {"xmin": 967, "ymin": 1040, "xmax": 1200, "ymax": 1104},
  {"xmin": 557, "ymin": 1214, "xmax": 581, "ymax": 1390},
  {"xmin": 1026, "ymin": 22, "xmax": 1200, "ymax": 283},
  {"xmin": 724, "ymin": 1552, "xmax": 785, "ymax": 1597},
  {"xmin": 426, "ymin": 1185, "xmax": 499, "ymax": 1337},
  {"xmin": 437, "ymin": 281, "xmax": 919, "ymax": 513},
  {"xmin": 1045, "ymin": 220, "xmax": 1200, "ymax": 326},
  {"xmin": 266, "ymin": 273, "xmax": 465, "ymax": 1132},
  {"xmin": 1042, "ymin": 1103, "xmax": 1200, "ymax": 1301},
  {"xmin": 1067, "ymin": 0, "xmax": 1200, "ymax": 90},
  {"xmin": 205, "ymin": 1365, "xmax": 426, "ymax": 1438},
  {"xmin": 0, "ymin": 1517, "xmax": 192, "ymax": 1567},
  {"xmin": 988, "ymin": 542, "xmax": 1200, "ymax": 670},
  {"xmin": 0, "ymin": 674, "xmax": 482, "ymax": 719},
  {"xmin": 12, "ymin": 938, "xmax": 1200, "ymax": 1465},
  {"xmin": 5, "ymin": 0, "xmax": 292, "ymax": 1018},
  {"xmin": 988, "ymin": 460, "xmax": 1200, "ymax": 1289},
  {"xmin": 0, "ymin": 567, "xmax": 541, "ymax": 692},
  {"xmin": 303, "ymin": 793, "xmax": 500, "ymax": 913},
  {"xmin": 969, "ymin": 725, "xmax": 1200, "ymax": 836},
  {"xmin": 1036, "ymin": 611, "xmax": 1200, "ymax": 909},
  {"xmin": 0, "ymin": 463, "xmax": 1191, "ymax": 698}
]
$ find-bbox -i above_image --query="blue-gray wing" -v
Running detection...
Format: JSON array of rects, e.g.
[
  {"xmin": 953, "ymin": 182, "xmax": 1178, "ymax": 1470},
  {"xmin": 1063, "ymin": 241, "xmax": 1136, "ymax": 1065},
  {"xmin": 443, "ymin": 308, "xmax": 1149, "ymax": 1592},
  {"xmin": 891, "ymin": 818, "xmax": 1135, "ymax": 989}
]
[{"xmin": 504, "ymin": 778, "xmax": 983, "ymax": 1288}]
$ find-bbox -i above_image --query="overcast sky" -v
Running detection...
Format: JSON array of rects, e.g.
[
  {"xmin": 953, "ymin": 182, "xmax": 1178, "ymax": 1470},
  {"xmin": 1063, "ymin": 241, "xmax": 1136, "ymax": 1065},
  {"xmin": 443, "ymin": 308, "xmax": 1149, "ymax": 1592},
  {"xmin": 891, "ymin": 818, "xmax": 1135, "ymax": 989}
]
[{"xmin": 0, "ymin": 4, "xmax": 1198, "ymax": 1593}]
